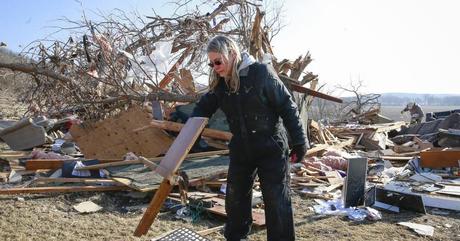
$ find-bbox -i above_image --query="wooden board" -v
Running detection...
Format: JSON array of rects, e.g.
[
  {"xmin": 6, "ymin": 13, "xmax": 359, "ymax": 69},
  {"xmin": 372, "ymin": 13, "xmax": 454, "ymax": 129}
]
[
  {"xmin": 204, "ymin": 197, "xmax": 266, "ymax": 227},
  {"xmin": 134, "ymin": 119, "xmax": 232, "ymax": 141},
  {"xmin": 324, "ymin": 171, "xmax": 343, "ymax": 185},
  {"xmin": 70, "ymin": 106, "xmax": 173, "ymax": 159},
  {"xmin": 155, "ymin": 117, "xmax": 208, "ymax": 179},
  {"xmin": 420, "ymin": 148, "xmax": 460, "ymax": 168},
  {"xmin": 134, "ymin": 117, "xmax": 208, "ymax": 237},
  {"xmin": 134, "ymin": 179, "xmax": 174, "ymax": 237}
]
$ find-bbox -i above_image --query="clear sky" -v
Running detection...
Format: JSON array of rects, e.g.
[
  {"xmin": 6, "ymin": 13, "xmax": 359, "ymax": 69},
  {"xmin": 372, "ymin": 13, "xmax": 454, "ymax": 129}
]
[{"xmin": 1, "ymin": 0, "xmax": 459, "ymax": 95}]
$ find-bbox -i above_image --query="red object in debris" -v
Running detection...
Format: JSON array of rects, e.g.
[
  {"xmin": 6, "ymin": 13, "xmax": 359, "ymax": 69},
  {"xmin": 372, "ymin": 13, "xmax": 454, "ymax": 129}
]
[{"xmin": 290, "ymin": 153, "xmax": 297, "ymax": 163}]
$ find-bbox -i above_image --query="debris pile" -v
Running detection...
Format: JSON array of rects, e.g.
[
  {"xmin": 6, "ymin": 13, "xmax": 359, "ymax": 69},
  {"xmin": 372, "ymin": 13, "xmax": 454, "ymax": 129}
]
[{"xmin": 0, "ymin": 0, "xmax": 459, "ymax": 239}]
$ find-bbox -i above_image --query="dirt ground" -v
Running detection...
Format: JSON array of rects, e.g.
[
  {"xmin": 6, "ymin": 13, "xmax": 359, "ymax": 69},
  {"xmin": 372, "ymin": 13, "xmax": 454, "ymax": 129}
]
[
  {"xmin": 1, "ymin": 89, "xmax": 460, "ymax": 241},
  {"xmin": 0, "ymin": 190, "xmax": 459, "ymax": 241}
]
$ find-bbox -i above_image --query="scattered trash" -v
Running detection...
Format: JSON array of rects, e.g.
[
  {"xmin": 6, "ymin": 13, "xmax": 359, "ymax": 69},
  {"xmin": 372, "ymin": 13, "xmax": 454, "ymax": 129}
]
[
  {"xmin": 398, "ymin": 222, "xmax": 434, "ymax": 236},
  {"xmin": 73, "ymin": 201, "xmax": 103, "ymax": 214},
  {"xmin": 313, "ymin": 198, "xmax": 381, "ymax": 221}
]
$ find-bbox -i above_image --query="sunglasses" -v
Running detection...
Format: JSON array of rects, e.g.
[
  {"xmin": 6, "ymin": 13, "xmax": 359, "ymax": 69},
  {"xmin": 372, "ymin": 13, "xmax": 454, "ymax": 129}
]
[{"xmin": 208, "ymin": 60, "xmax": 223, "ymax": 68}]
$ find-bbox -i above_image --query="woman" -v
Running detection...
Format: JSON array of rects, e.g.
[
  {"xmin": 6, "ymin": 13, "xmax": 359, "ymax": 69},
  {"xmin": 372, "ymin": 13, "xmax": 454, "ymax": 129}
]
[{"xmin": 192, "ymin": 35, "xmax": 308, "ymax": 241}]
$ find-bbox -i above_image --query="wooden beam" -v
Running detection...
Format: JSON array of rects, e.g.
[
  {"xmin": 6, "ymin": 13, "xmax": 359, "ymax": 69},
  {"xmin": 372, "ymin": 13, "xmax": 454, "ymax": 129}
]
[
  {"xmin": 279, "ymin": 75, "xmax": 343, "ymax": 103},
  {"xmin": 25, "ymin": 158, "xmax": 123, "ymax": 171},
  {"xmin": 134, "ymin": 179, "xmax": 174, "ymax": 236},
  {"xmin": 134, "ymin": 117, "xmax": 208, "ymax": 236},
  {"xmin": 0, "ymin": 185, "xmax": 129, "ymax": 195},
  {"xmin": 134, "ymin": 119, "xmax": 232, "ymax": 141}
]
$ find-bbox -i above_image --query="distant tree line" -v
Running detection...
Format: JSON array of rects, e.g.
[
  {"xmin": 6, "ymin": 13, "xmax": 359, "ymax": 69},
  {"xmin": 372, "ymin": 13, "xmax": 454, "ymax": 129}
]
[{"xmin": 377, "ymin": 93, "xmax": 460, "ymax": 106}]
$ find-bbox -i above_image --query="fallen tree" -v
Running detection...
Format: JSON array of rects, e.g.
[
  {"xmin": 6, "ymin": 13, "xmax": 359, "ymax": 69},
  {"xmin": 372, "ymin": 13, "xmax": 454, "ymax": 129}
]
[{"xmin": 0, "ymin": 0, "xmax": 321, "ymax": 121}]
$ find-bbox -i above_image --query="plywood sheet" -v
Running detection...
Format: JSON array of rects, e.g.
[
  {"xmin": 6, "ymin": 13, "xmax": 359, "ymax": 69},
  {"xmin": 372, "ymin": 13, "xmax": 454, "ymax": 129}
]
[{"xmin": 70, "ymin": 106, "xmax": 173, "ymax": 159}]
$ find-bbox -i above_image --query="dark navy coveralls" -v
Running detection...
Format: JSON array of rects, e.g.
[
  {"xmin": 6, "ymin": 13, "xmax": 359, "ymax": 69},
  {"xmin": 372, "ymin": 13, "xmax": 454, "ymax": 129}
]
[{"xmin": 192, "ymin": 62, "xmax": 307, "ymax": 241}]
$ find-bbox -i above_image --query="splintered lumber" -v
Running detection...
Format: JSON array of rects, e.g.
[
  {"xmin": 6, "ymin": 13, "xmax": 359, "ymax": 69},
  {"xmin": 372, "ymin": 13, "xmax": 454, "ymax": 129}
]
[
  {"xmin": 134, "ymin": 119, "xmax": 232, "ymax": 141},
  {"xmin": 77, "ymin": 150, "xmax": 229, "ymax": 171},
  {"xmin": 134, "ymin": 117, "xmax": 208, "ymax": 237},
  {"xmin": 310, "ymin": 120, "xmax": 327, "ymax": 144},
  {"xmin": 0, "ymin": 185, "xmax": 129, "ymax": 195},
  {"xmin": 324, "ymin": 171, "xmax": 343, "ymax": 185},
  {"xmin": 420, "ymin": 148, "xmax": 460, "ymax": 168},
  {"xmin": 306, "ymin": 137, "xmax": 354, "ymax": 157}
]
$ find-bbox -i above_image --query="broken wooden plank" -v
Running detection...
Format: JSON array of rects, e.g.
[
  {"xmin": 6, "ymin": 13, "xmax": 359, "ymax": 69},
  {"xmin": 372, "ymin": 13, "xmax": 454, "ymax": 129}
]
[
  {"xmin": 279, "ymin": 76, "xmax": 343, "ymax": 103},
  {"xmin": 25, "ymin": 159, "xmax": 78, "ymax": 170},
  {"xmin": 154, "ymin": 118, "xmax": 208, "ymax": 179},
  {"xmin": 134, "ymin": 119, "xmax": 232, "ymax": 141},
  {"xmin": 134, "ymin": 179, "xmax": 174, "ymax": 236},
  {"xmin": 207, "ymin": 204, "xmax": 266, "ymax": 227},
  {"xmin": 306, "ymin": 138, "xmax": 354, "ymax": 157},
  {"xmin": 324, "ymin": 171, "xmax": 343, "ymax": 185},
  {"xmin": 134, "ymin": 117, "xmax": 208, "ymax": 237},
  {"xmin": 324, "ymin": 183, "xmax": 343, "ymax": 193},
  {"xmin": 0, "ymin": 185, "xmax": 129, "ymax": 195}
]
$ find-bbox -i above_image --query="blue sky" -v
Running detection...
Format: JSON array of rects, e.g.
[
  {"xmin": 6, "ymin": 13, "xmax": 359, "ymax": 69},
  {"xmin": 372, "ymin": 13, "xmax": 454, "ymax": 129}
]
[
  {"xmin": 1, "ymin": 0, "xmax": 460, "ymax": 95},
  {"xmin": 1, "ymin": 0, "xmax": 175, "ymax": 51}
]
